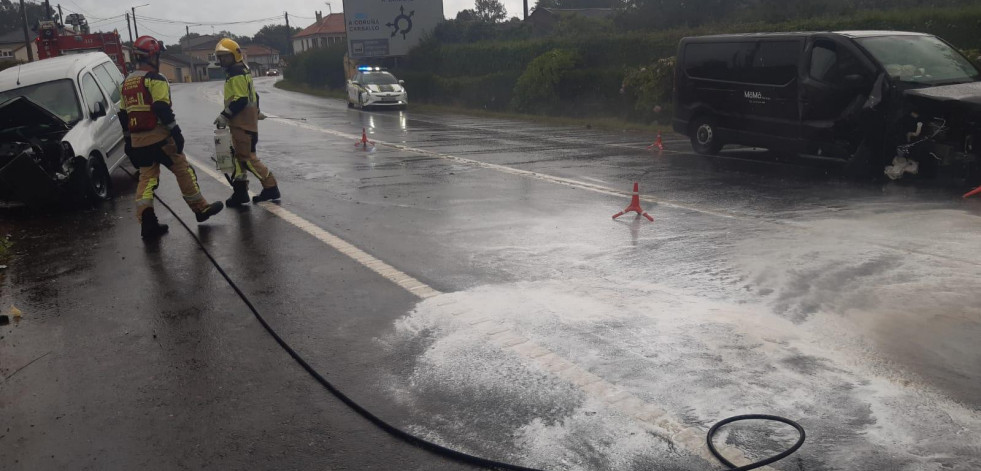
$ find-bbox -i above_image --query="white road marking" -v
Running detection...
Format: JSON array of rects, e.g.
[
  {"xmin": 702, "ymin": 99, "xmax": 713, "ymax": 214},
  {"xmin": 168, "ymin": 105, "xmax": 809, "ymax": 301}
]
[{"xmin": 186, "ymin": 153, "xmax": 441, "ymax": 300}]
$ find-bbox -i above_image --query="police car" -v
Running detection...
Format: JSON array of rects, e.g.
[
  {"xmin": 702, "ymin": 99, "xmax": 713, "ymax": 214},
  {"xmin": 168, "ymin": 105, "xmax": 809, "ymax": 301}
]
[{"xmin": 347, "ymin": 66, "xmax": 407, "ymax": 110}]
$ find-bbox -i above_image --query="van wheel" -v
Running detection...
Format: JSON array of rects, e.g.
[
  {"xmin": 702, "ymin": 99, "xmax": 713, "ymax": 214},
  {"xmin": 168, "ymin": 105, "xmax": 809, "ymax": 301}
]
[
  {"xmin": 347, "ymin": 100, "xmax": 354, "ymax": 109},
  {"xmin": 690, "ymin": 116, "xmax": 723, "ymax": 155},
  {"xmin": 75, "ymin": 155, "xmax": 111, "ymax": 202}
]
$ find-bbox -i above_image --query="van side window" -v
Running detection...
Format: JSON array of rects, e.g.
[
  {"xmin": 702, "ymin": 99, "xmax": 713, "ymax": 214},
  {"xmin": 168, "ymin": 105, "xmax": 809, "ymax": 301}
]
[
  {"xmin": 686, "ymin": 41, "xmax": 799, "ymax": 85},
  {"xmin": 752, "ymin": 41, "xmax": 800, "ymax": 85},
  {"xmin": 810, "ymin": 44, "xmax": 837, "ymax": 81},
  {"xmin": 92, "ymin": 63, "xmax": 121, "ymax": 102},
  {"xmin": 80, "ymin": 72, "xmax": 108, "ymax": 114},
  {"xmin": 809, "ymin": 41, "xmax": 865, "ymax": 85},
  {"xmin": 685, "ymin": 42, "xmax": 757, "ymax": 82}
]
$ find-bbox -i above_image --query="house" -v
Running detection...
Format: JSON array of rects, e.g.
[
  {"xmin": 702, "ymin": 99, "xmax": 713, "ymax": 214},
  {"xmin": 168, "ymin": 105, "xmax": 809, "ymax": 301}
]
[
  {"xmin": 241, "ymin": 44, "xmax": 280, "ymax": 75},
  {"xmin": 159, "ymin": 52, "xmax": 209, "ymax": 83},
  {"xmin": 526, "ymin": 8, "xmax": 615, "ymax": 34},
  {"xmin": 292, "ymin": 12, "xmax": 345, "ymax": 54},
  {"xmin": 0, "ymin": 30, "xmax": 39, "ymax": 63},
  {"xmin": 180, "ymin": 34, "xmax": 221, "ymax": 63}
]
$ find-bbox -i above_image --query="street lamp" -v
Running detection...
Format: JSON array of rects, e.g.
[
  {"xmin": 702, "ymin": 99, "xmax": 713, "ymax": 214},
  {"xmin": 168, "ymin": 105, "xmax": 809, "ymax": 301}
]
[{"xmin": 131, "ymin": 3, "xmax": 149, "ymax": 37}]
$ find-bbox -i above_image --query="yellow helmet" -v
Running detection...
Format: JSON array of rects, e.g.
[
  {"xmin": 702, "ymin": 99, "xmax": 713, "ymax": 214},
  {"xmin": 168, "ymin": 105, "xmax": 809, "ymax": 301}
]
[{"xmin": 215, "ymin": 38, "xmax": 243, "ymax": 63}]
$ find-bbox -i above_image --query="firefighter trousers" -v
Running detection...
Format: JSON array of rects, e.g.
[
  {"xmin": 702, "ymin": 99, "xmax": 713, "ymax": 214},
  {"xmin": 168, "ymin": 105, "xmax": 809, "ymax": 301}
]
[
  {"xmin": 230, "ymin": 126, "xmax": 277, "ymax": 189},
  {"xmin": 132, "ymin": 137, "xmax": 210, "ymax": 222}
]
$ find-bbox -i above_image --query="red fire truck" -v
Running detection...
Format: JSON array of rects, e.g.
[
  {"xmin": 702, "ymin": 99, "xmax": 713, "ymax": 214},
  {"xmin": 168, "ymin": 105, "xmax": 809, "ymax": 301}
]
[{"xmin": 34, "ymin": 21, "xmax": 127, "ymax": 75}]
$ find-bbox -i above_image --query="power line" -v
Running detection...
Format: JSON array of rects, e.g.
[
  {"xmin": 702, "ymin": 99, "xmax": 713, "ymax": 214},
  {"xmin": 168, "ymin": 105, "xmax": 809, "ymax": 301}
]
[{"xmin": 134, "ymin": 14, "xmax": 284, "ymax": 27}]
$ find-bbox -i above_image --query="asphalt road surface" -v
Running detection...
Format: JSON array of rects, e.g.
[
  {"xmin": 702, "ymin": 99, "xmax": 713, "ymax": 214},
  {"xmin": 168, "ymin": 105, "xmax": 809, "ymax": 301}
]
[{"xmin": 2, "ymin": 77, "xmax": 980, "ymax": 470}]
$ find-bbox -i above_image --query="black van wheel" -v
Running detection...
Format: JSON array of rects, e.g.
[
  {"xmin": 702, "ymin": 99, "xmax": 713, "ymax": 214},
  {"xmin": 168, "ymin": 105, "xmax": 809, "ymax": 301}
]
[{"xmin": 690, "ymin": 116, "xmax": 723, "ymax": 155}]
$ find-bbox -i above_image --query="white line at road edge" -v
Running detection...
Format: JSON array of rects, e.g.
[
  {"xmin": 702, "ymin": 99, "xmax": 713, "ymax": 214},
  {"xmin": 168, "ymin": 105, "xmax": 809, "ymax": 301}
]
[
  {"xmin": 186, "ymin": 155, "xmax": 441, "ymax": 300},
  {"xmin": 183, "ymin": 151, "xmax": 763, "ymax": 469}
]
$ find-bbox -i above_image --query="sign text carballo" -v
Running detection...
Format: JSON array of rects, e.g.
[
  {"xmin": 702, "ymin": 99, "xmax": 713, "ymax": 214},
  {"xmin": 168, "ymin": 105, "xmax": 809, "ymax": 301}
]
[{"xmin": 342, "ymin": 0, "xmax": 444, "ymax": 58}]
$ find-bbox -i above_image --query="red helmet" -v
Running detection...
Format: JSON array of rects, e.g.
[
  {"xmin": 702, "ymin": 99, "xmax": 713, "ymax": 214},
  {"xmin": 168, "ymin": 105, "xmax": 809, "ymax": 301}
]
[{"xmin": 133, "ymin": 35, "xmax": 164, "ymax": 58}]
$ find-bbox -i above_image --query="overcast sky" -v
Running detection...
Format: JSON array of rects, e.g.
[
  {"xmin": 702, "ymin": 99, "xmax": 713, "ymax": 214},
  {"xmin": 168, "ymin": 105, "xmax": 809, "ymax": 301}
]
[{"xmin": 65, "ymin": 0, "xmax": 528, "ymax": 46}]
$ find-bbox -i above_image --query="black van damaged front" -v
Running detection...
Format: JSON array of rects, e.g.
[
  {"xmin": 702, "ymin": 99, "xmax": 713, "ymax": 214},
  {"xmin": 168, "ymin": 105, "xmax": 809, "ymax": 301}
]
[{"xmin": 673, "ymin": 31, "xmax": 981, "ymax": 183}]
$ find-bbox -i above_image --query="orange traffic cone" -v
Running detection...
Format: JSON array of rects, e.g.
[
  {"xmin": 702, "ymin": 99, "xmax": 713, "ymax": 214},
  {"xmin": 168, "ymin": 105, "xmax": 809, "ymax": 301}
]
[
  {"xmin": 612, "ymin": 182, "xmax": 654, "ymax": 222},
  {"xmin": 355, "ymin": 128, "xmax": 375, "ymax": 149},
  {"xmin": 964, "ymin": 185, "xmax": 981, "ymax": 199},
  {"xmin": 646, "ymin": 131, "xmax": 664, "ymax": 151}
]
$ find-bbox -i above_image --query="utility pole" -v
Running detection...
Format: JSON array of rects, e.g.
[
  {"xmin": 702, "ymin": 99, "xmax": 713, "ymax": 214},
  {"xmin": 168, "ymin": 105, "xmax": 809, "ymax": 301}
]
[
  {"xmin": 44, "ymin": 0, "xmax": 51, "ymax": 20},
  {"xmin": 19, "ymin": 0, "xmax": 35, "ymax": 61},
  {"xmin": 284, "ymin": 11, "xmax": 293, "ymax": 56},
  {"xmin": 125, "ymin": 12, "xmax": 133, "ymax": 44},
  {"xmin": 57, "ymin": 3, "xmax": 63, "ymax": 25},
  {"xmin": 523, "ymin": 0, "xmax": 528, "ymax": 20},
  {"xmin": 131, "ymin": 7, "xmax": 139, "ymax": 37}
]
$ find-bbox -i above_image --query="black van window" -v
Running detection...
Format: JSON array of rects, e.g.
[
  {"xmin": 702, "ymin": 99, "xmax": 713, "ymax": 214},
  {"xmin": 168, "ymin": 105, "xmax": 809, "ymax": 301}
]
[
  {"xmin": 810, "ymin": 44, "xmax": 837, "ymax": 81},
  {"xmin": 809, "ymin": 40, "xmax": 865, "ymax": 85},
  {"xmin": 685, "ymin": 42, "xmax": 757, "ymax": 82},
  {"xmin": 686, "ymin": 41, "xmax": 798, "ymax": 85},
  {"xmin": 753, "ymin": 41, "xmax": 800, "ymax": 85}
]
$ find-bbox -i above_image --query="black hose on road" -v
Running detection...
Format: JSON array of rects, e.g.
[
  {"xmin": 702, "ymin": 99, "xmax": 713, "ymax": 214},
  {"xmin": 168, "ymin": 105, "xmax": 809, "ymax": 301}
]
[
  {"xmin": 132, "ymin": 167, "xmax": 805, "ymax": 470},
  {"xmin": 706, "ymin": 414, "xmax": 806, "ymax": 470}
]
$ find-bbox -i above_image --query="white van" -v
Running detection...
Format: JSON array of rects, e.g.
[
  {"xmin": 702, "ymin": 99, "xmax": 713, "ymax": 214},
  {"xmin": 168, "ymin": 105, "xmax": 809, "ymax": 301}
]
[{"xmin": 0, "ymin": 52, "xmax": 127, "ymax": 207}]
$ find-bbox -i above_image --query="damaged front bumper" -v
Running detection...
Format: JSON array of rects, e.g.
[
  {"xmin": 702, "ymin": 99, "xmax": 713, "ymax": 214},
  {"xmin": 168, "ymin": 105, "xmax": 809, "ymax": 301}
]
[{"xmin": 0, "ymin": 97, "xmax": 77, "ymax": 208}]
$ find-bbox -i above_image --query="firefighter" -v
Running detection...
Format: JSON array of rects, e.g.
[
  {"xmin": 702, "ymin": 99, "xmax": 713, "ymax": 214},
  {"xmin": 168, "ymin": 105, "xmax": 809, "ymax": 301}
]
[
  {"xmin": 213, "ymin": 38, "xmax": 281, "ymax": 207},
  {"xmin": 118, "ymin": 35, "xmax": 223, "ymax": 238}
]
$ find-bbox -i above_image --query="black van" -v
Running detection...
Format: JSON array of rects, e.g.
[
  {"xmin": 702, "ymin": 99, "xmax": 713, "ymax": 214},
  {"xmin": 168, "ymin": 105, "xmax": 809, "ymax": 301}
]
[{"xmin": 673, "ymin": 31, "xmax": 981, "ymax": 181}]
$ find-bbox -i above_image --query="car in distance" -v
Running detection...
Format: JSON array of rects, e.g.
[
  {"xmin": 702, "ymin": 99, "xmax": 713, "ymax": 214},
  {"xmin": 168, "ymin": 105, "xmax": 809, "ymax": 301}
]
[
  {"xmin": 266, "ymin": 68, "xmax": 279, "ymax": 76},
  {"xmin": 673, "ymin": 31, "xmax": 981, "ymax": 181},
  {"xmin": 0, "ymin": 52, "xmax": 127, "ymax": 208},
  {"xmin": 347, "ymin": 66, "xmax": 407, "ymax": 110}
]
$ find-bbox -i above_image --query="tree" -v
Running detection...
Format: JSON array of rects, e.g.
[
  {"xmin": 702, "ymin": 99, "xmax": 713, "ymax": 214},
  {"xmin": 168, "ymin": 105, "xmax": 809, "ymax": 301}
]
[
  {"xmin": 215, "ymin": 30, "xmax": 252, "ymax": 45},
  {"xmin": 474, "ymin": 0, "xmax": 507, "ymax": 23},
  {"xmin": 455, "ymin": 9, "xmax": 477, "ymax": 21},
  {"xmin": 0, "ymin": 0, "xmax": 47, "ymax": 34},
  {"xmin": 252, "ymin": 24, "xmax": 301, "ymax": 55}
]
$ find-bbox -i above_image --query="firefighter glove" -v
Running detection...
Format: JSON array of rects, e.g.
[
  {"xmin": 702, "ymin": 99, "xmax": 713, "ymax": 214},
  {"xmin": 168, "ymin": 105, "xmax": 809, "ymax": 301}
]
[{"xmin": 171, "ymin": 125, "xmax": 185, "ymax": 154}]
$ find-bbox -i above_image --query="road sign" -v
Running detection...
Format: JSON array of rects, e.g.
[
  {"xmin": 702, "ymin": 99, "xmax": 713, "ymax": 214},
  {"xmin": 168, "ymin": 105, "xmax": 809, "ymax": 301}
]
[{"xmin": 342, "ymin": 0, "xmax": 443, "ymax": 58}]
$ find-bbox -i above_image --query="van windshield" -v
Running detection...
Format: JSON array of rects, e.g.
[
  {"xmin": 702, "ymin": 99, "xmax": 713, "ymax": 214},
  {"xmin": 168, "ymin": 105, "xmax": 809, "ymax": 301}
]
[
  {"xmin": 856, "ymin": 35, "xmax": 980, "ymax": 86},
  {"xmin": 0, "ymin": 79, "xmax": 82, "ymax": 124}
]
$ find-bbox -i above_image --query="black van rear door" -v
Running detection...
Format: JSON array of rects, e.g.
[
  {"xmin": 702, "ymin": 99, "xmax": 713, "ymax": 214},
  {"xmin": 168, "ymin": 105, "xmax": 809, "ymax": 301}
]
[{"xmin": 739, "ymin": 40, "xmax": 802, "ymax": 146}]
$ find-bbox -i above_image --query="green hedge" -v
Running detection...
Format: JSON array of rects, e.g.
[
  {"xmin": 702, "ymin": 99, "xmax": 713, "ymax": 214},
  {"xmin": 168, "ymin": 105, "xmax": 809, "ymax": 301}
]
[
  {"xmin": 400, "ymin": 5, "xmax": 981, "ymax": 79},
  {"xmin": 283, "ymin": 6, "xmax": 981, "ymax": 123},
  {"xmin": 284, "ymin": 44, "xmax": 347, "ymax": 89}
]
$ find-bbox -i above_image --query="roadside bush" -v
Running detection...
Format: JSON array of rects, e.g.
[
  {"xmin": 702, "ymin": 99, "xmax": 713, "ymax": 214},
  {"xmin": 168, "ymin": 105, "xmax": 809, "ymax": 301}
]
[
  {"xmin": 284, "ymin": 44, "xmax": 347, "ymax": 89},
  {"xmin": 621, "ymin": 57, "xmax": 676, "ymax": 123},
  {"xmin": 511, "ymin": 49, "xmax": 580, "ymax": 113}
]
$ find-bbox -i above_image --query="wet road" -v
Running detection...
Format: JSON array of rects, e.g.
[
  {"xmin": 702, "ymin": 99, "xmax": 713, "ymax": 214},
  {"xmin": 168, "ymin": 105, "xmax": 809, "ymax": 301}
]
[{"xmin": 3, "ymin": 76, "xmax": 981, "ymax": 470}]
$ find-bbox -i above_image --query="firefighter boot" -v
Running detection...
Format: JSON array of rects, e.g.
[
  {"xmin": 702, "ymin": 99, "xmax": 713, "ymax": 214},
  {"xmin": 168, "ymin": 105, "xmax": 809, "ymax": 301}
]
[
  {"xmin": 141, "ymin": 209, "xmax": 169, "ymax": 239},
  {"xmin": 195, "ymin": 201, "xmax": 225, "ymax": 223},
  {"xmin": 226, "ymin": 181, "xmax": 250, "ymax": 208},
  {"xmin": 252, "ymin": 185, "xmax": 281, "ymax": 204}
]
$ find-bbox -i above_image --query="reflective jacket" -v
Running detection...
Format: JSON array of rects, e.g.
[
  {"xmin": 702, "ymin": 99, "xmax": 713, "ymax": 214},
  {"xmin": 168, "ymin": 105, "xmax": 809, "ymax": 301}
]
[
  {"xmin": 119, "ymin": 70, "xmax": 175, "ymax": 147},
  {"xmin": 223, "ymin": 63, "xmax": 258, "ymax": 132}
]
